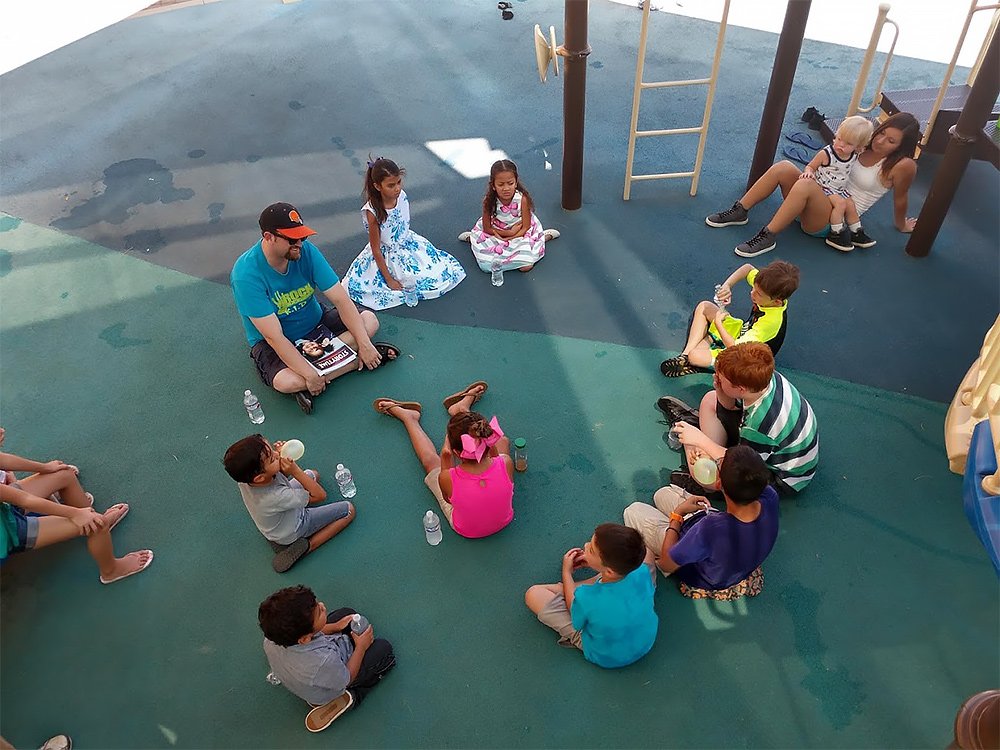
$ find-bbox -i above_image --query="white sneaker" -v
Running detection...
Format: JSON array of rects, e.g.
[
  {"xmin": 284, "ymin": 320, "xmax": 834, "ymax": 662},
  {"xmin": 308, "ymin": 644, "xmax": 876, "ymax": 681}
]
[
  {"xmin": 457, "ymin": 231, "xmax": 472, "ymax": 242},
  {"xmin": 542, "ymin": 229, "xmax": 560, "ymax": 241}
]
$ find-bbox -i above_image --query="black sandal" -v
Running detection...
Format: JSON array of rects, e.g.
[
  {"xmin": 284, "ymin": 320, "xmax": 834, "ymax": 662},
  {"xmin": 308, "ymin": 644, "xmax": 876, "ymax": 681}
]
[{"xmin": 372, "ymin": 342, "xmax": 400, "ymax": 368}]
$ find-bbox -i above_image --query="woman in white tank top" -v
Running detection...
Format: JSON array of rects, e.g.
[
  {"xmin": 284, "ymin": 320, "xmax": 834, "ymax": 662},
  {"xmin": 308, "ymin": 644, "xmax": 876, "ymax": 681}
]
[{"xmin": 705, "ymin": 113, "xmax": 922, "ymax": 257}]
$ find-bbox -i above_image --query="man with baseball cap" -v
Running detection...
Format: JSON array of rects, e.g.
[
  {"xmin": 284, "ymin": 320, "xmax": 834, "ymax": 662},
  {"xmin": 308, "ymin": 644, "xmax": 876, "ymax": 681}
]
[{"xmin": 230, "ymin": 202, "xmax": 398, "ymax": 414}]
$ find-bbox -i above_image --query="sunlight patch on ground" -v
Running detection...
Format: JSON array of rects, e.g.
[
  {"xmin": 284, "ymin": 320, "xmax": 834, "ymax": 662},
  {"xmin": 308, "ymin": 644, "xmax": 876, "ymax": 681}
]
[{"xmin": 425, "ymin": 138, "xmax": 510, "ymax": 179}]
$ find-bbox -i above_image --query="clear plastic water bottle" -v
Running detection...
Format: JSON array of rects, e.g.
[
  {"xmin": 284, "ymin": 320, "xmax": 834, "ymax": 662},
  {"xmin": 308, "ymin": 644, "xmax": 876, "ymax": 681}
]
[
  {"xmin": 265, "ymin": 671, "xmax": 282, "ymax": 686},
  {"xmin": 491, "ymin": 259, "xmax": 504, "ymax": 287},
  {"xmin": 351, "ymin": 613, "xmax": 370, "ymax": 634},
  {"xmin": 423, "ymin": 510, "xmax": 443, "ymax": 545},
  {"xmin": 335, "ymin": 464, "xmax": 357, "ymax": 498},
  {"xmin": 713, "ymin": 284, "xmax": 727, "ymax": 313},
  {"xmin": 402, "ymin": 277, "xmax": 418, "ymax": 307},
  {"xmin": 667, "ymin": 427, "xmax": 682, "ymax": 451},
  {"xmin": 244, "ymin": 389, "xmax": 265, "ymax": 424}
]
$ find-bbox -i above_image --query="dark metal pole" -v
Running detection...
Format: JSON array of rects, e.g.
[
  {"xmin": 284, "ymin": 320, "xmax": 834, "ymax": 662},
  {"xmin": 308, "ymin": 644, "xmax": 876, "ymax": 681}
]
[
  {"xmin": 746, "ymin": 0, "xmax": 811, "ymax": 190},
  {"xmin": 906, "ymin": 30, "xmax": 999, "ymax": 257},
  {"xmin": 562, "ymin": 0, "xmax": 590, "ymax": 210}
]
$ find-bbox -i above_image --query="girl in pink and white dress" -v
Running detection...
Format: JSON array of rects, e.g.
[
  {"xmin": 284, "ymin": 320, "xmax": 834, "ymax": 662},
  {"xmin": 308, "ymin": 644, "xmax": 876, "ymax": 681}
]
[{"xmin": 458, "ymin": 159, "xmax": 559, "ymax": 273}]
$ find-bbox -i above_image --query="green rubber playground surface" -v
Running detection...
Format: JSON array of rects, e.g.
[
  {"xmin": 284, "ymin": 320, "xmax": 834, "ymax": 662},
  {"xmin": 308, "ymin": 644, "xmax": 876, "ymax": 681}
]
[
  {"xmin": 1, "ymin": 0, "xmax": 998, "ymax": 747},
  {"xmin": 1, "ymin": 216, "xmax": 996, "ymax": 749}
]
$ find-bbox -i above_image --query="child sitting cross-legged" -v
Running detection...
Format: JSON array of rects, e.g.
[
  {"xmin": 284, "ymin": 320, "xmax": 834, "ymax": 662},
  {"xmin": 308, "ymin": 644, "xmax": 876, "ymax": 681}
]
[
  {"xmin": 223, "ymin": 435, "xmax": 354, "ymax": 573},
  {"xmin": 524, "ymin": 523, "xmax": 658, "ymax": 668},
  {"xmin": 258, "ymin": 585, "xmax": 396, "ymax": 733}
]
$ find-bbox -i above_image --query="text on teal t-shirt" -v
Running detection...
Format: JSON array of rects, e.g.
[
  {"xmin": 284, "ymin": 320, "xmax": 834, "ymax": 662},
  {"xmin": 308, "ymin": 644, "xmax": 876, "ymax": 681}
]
[
  {"xmin": 230, "ymin": 240, "xmax": 339, "ymax": 346},
  {"xmin": 570, "ymin": 565, "xmax": 658, "ymax": 668}
]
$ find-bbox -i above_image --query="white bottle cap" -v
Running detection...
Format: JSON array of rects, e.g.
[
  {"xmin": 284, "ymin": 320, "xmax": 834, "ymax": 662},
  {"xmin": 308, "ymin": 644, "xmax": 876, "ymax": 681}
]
[
  {"xmin": 352, "ymin": 613, "xmax": 361, "ymax": 623},
  {"xmin": 245, "ymin": 389, "xmax": 251, "ymax": 395},
  {"xmin": 337, "ymin": 463, "xmax": 345, "ymax": 470}
]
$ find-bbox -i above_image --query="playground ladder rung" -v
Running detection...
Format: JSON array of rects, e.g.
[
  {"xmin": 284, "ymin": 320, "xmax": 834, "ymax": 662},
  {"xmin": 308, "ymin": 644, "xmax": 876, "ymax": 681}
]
[
  {"xmin": 636, "ymin": 126, "xmax": 704, "ymax": 137},
  {"xmin": 629, "ymin": 171, "xmax": 697, "ymax": 181},
  {"xmin": 641, "ymin": 77, "xmax": 712, "ymax": 89}
]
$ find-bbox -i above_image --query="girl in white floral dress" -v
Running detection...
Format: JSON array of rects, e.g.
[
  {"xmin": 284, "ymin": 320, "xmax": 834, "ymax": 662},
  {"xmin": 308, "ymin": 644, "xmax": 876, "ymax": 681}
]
[
  {"xmin": 344, "ymin": 158, "xmax": 465, "ymax": 310},
  {"xmin": 459, "ymin": 159, "xmax": 559, "ymax": 273}
]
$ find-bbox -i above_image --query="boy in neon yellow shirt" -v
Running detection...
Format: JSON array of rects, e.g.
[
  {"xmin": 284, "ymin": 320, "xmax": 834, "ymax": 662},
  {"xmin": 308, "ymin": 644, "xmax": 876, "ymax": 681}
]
[{"xmin": 662, "ymin": 260, "xmax": 799, "ymax": 377}]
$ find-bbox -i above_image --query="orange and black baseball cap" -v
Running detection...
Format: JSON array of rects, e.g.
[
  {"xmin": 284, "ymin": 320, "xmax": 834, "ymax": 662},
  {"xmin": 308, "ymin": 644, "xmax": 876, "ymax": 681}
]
[{"xmin": 259, "ymin": 202, "xmax": 318, "ymax": 239}]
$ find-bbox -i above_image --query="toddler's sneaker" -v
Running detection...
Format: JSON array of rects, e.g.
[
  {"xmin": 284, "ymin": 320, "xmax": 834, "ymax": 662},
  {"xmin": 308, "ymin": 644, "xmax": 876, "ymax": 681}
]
[
  {"xmin": 735, "ymin": 227, "xmax": 776, "ymax": 258},
  {"xmin": 850, "ymin": 228, "xmax": 877, "ymax": 248},
  {"xmin": 457, "ymin": 231, "xmax": 472, "ymax": 242},
  {"xmin": 305, "ymin": 690, "xmax": 355, "ymax": 732},
  {"xmin": 705, "ymin": 201, "xmax": 749, "ymax": 228},
  {"xmin": 825, "ymin": 227, "xmax": 854, "ymax": 252}
]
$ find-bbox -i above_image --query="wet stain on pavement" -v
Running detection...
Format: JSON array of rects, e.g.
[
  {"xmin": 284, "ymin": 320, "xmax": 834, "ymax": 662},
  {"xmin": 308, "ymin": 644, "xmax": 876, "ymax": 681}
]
[
  {"xmin": 289, "ymin": 100, "xmax": 305, "ymax": 111},
  {"xmin": 99, "ymin": 322, "xmax": 152, "ymax": 348},
  {"xmin": 208, "ymin": 203, "xmax": 225, "ymax": 224},
  {"xmin": 187, "ymin": 149, "xmax": 206, "ymax": 159},
  {"xmin": 52, "ymin": 159, "xmax": 194, "ymax": 230},
  {"xmin": 123, "ymin": 228, "xmax": 167, "ymax": 254}
]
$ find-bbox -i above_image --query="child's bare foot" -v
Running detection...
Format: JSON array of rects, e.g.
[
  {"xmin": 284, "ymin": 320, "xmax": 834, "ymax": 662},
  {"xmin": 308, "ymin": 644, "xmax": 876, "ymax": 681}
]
[
  {"xmin": 103, "ymin": 502, "xmax": 130, "ymax": 531},
  {"xmin": 518, "ymin": 264, "xmax": 534, "ymax": 273},
  {"xmin": 447, "ymin": 383, "xmax": 487, "ymax": 416},
  {"xmin": 374, "ymin": 398, "xmax": 423, "ymax": 422},
  {"xmin": 99, "ymin": 549, "xmax": 154, "ymax": 584}
]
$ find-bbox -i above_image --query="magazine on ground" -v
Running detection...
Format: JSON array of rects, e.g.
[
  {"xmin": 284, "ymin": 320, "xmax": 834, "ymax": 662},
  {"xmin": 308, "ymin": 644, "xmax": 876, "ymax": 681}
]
[{"xmin": 294, "ymin": 324, "xmax": 357, "ymax": 376}]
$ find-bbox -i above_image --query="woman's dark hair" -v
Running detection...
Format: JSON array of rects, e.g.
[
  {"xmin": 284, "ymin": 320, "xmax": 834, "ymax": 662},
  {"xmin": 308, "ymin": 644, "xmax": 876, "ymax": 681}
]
[
  {"xmin": 482, "ymin": 159, "xmax": 533, "ymax": 217},
  {"xmin": 869, "ymin": 112, "xmax": 921, "ymax": 182},
  {"xmin": 222, "ymin": 434, "xmax": 269, "ymax": 483},
  {"xmin": 446, "ymin": 410, "xmax": 495, "ymax": 456},
  {"xmin": 258, "ymin": 585, "xmax": 317, "ymax": 647},
  {"xmin": 593, "ymin": 523, "xmax": 646, "ymax": 576},
  {"xmin": 719, "ymin": 445, "xmax": 771, "ymax": 504},
  {"xmin": 364, "ymin": 157, "xmax": 405, "ymax": 225}
]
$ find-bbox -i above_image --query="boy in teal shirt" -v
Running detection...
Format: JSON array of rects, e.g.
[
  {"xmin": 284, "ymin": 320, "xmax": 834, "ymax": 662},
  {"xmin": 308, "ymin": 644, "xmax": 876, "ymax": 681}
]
[{"xmin": 525, "ymin": 523, "xmax": 658, "ymax": 668}]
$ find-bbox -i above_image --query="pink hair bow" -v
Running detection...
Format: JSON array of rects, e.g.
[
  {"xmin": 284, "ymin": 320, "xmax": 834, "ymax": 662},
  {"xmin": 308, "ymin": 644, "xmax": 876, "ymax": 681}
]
[{"xmin": 458, "ymin": 416, "xmax": 504, "ymax": 461}]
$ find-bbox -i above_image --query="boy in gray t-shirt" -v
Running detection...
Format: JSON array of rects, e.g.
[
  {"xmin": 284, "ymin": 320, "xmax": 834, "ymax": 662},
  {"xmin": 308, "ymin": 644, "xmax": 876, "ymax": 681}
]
[
  {"xmin": 258, "ymin": 585, "xmax": 395, "ymax": 732},
  {"xmin": 223, "ymin": 434, "xmax": 354, "ymax": 572}
]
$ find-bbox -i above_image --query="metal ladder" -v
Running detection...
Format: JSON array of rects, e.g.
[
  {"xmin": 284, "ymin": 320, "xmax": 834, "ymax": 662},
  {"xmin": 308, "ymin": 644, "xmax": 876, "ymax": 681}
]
[{"xmin": 623, "ymin": 0, "xmax": 731, "ymax": 199}]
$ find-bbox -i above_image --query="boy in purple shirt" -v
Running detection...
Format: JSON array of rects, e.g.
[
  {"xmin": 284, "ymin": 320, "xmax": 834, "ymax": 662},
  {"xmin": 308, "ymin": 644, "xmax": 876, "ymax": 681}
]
[{"xmin": 624, "ymin": 445, "xmax": 778, "ymax": 592}]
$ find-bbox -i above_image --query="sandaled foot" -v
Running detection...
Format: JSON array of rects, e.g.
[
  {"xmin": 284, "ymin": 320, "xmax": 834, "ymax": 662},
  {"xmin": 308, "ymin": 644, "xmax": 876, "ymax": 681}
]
[
  {"xmin": 458, "ymin": 231, "xmax": 472, "ymax": 242},
  {"xmin": 542, "ymin": 228, "xmax": 560, "ymax": 241},
  {"xmin": 373, "ymin": 398, "xmax": 423, "ymax": 419},
  {"xmin": 104, "ymin": 502, "xmax": 130, "ymax": 532},
  {"xmin": 442, "ymin": 381, "xmax": 488, "ymax": 411},
  {"xmin": 371, "ymin": 342, "xmax": 400, "ymax": 368},
  {"xmin": 100, "ymin": 549, "xmax": 153, "ymax": 584},
  {"xmin": 518, "ymin": 264, "xmax": 534, "ymax": 273}
]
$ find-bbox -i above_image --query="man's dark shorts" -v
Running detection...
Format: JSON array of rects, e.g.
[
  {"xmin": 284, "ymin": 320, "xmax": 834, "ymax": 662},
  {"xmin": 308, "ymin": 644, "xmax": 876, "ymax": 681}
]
[{"xmin": 250, "ymin": 306, "xmax": 354, "ymax": 388}]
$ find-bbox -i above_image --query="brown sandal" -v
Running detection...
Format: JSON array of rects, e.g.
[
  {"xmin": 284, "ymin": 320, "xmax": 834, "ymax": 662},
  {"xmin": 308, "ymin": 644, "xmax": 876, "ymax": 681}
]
[
  {"xmin": 372, "ymin": 398, "xmax": 423, "ymax": 415},
  {"xmin": 442, "ymin": 381, "xmax": 488, "ymax": 410}
]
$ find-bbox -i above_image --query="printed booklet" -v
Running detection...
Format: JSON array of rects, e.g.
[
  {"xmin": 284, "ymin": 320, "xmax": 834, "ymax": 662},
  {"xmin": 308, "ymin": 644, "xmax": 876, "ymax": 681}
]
[{"xmin": 294, "ymin": 324, "xmax": 357, "ymax": 375}]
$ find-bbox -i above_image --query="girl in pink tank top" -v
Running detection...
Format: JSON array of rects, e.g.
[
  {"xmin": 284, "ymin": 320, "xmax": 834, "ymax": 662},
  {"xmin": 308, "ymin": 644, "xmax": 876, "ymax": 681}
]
[
  {"xmin": 373, "ymin": 381, "xmax": 515, "ymax": 540},
  {"xmin": 439, "ymin": 411, "xmax": 514, "ymax": 538}
]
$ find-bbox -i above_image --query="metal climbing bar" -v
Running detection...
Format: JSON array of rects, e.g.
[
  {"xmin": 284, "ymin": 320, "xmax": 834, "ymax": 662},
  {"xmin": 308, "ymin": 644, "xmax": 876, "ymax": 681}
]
[
  {"xmin": 623, "ymin": 0, "xmax": 730, "ymax": 199},
  {"xmin": 846, "ymin": 3, "xmax": 900, "ymax": 116}
]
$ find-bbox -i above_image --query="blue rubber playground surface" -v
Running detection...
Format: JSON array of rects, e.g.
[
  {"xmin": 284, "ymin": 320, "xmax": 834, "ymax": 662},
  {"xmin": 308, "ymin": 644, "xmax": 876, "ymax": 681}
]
[{"xmin": 1, "ymin": 1, "xmax": 997, "ymax": 748}]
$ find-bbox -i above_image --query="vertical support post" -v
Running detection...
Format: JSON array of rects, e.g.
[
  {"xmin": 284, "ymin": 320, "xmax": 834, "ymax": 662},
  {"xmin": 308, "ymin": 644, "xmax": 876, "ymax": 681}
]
[
  {"xmin": 562, "ymin": 0, "xmax": 590, "ymax": 211},
  {"xmin": 746, "ymin": 0, "xmax": 811, "ymax": 191},
  {"xmin": 847, "ymin": 3, "xmax": 891, "ymax": 117},
  {"xmin": 906, "ymin": 29, "xmax": 999, "ymax": 257}
]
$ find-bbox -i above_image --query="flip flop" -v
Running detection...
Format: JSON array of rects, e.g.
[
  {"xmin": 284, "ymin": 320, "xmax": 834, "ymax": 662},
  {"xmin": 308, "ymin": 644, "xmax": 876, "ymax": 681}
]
[
  {"xmin": 782, "ymin": 145, "xmax": 810, "ymax": 166},
  {"xmin": 106, "ymin": 502, "xmax": 130, "ymax": 532},
  {"xmin": 442, "ymin": 380, "xmax": 488, "ymax": 410},
  {"xmin": 784, "ymin": 132, "xmax": 824, "ymax": 150},
  {"xmin": 100, "ymin": 550, "xmax": 153, "ymax": 584},
  {"xmin": 372, "ymin": 398, "xmax": 423, "ymax": 415},
  {"xmin": 371, "ymin": 342, "xmax": 400, "ymax": 368}
]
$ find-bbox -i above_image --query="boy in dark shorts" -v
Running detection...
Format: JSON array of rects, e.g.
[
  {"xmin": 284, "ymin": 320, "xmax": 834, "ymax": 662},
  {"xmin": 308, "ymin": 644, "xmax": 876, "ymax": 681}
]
[
  {"xmin": 258, "ymin": 585, "xmax": 395, "ymax": 732},
  {"xmin": 661, "ymin": 260, "xmax": 799, "ymax": 377}
]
